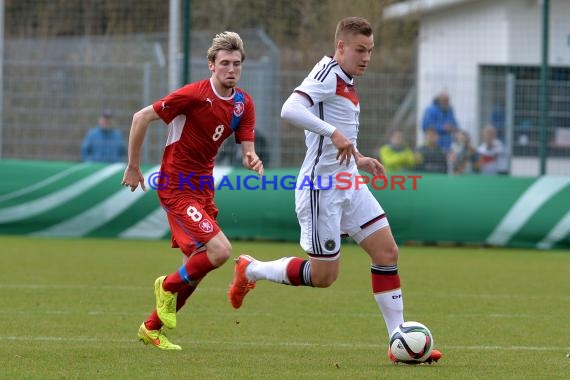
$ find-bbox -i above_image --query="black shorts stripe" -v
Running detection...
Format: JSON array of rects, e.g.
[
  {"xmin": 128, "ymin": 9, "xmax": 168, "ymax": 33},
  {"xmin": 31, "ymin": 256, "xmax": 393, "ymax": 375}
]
[
  {"xmin": 360, "ymin": 214, "xmax": 386, "ymax": 230},
  {"xmin": 310, "ymin": 189, "xmax": 322, "ymax": 255}
]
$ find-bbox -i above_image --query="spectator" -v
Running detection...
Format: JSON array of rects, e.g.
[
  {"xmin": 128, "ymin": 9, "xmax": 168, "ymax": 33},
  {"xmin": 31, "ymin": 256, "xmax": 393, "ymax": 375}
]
[
  {"xmin": 81, "ymin": 109, "xmax": 126, "ymax": 163},
  {"xmin": 490, "ymin": 105, "xmax": 505, "ymax": 142},
  {"xmin": 421, "ymin": 92, "xmax": 459, "ymax": 152},
  {"xmin": 448, "ymin": 129, "xmax": 478, "ymax": 174},
  {"xmin": 416, "ymin": 127, "xmax": 447, "ymax": 173},
  {"xmin": 378, "ymin": 130, "xmax": 419, "ymax": 172},
  {"xmin": 477, "ymin": 125, "xmax": 508, "ymax": 175}
]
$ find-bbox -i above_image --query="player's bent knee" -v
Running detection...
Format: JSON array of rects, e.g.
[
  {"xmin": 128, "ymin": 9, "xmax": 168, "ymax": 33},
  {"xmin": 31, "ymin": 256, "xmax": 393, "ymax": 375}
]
[
  {"xmin": 374, "ymin": 243, "xmax": 399, "ymax": 263},
  {"xmin": 207, "ymin": 240, "xmax": 232, "ymax": 267},
  {"xmin": 386, "ymin": 245, "xmax": 399, "ymax": 262},
  {"xmin": 208, "ymin": 243, "xmax": 232, "ymax": 266},
  {"xmin": 204, "ymin": 231, "xmax": 233, "ymax": 266}
]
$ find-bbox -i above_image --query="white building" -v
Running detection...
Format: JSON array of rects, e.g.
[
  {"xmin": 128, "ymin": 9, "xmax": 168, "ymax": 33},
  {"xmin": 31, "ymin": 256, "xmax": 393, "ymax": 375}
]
[{"xmin": 384, "ymin": 0, "xmax": 570, "ymax": 175}]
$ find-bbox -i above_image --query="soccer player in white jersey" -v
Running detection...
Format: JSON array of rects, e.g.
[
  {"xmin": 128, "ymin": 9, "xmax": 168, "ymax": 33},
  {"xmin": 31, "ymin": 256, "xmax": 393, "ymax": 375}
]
[{"xmin": 229, "ymin": 17, "xmax": 442, "ymax": 364}]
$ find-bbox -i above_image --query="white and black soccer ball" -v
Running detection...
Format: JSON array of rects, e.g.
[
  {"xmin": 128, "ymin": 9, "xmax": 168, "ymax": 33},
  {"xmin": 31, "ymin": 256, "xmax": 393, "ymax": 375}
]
[{"xmin": 389, "ymin": 321, "xmax": 434, "ymax": 363}]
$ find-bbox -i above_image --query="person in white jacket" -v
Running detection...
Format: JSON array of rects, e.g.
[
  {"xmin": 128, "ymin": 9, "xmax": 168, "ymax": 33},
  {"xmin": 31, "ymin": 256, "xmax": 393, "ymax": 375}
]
[{"xmin": 478, "ymin": 125, "xmax": 508, "ymax": 175}]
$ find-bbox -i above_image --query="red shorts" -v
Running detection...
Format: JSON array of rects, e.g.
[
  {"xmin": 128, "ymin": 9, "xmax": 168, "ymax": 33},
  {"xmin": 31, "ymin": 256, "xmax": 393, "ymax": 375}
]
[{"xmin": 160, "ymin": 196, "xmax": 220, "ymax": 257}]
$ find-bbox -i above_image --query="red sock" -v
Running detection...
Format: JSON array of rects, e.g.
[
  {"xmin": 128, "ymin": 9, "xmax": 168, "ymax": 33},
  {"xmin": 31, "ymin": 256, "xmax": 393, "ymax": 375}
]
[
  {"xmin": 371, "ymin": 273, "xmax": 401, "ymax": 293},
  {"xmin": 286, "ymin": 257, "xmax": 311, "ymax": 286},
  {"xmin": 144, "ymin": 310, "xmax": 163, "ymax": 331},
  {"xmin": 176, "ymin": 284, "xmax": 196, "ymax": 311},
  {"xmin": 163, "ymin": 252, "xmax": 215, "ymax": 293}
]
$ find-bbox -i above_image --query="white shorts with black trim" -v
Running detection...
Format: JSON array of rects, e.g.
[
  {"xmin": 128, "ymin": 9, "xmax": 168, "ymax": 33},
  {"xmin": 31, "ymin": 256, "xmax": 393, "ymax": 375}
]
[{"xmin": 295, "ymin": 185, "xmax": 389, "ymax": 261}]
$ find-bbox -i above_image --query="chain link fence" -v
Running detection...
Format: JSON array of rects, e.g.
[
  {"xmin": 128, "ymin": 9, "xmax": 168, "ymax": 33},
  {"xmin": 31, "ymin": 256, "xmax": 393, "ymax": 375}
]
[
  {"xmin": 1, "ymin": 0, "xmax": 569, "ymax": 176},
  {"xmin": 480, "ymin": 66, "xmax": 570, "ymax": 175}
]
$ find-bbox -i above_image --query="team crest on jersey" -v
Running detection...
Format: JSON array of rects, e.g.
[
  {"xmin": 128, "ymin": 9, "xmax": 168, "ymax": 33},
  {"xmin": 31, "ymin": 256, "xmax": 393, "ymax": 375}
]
[
  {"xmin": 199, "ymin": 219, "xmax": 214, "ymax": 233},
  {"xmin": 233, "ymin": 101, "xmax": 245, "ymax": 117},
  {"xmin": 324, "ymin": 239, "xmax": 336, "ymax": 251}
]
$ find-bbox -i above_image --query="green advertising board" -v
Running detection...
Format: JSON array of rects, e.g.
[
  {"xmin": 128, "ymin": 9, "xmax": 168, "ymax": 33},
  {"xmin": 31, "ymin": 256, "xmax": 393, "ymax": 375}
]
[{"xmin": 0, "ymin": 160, "xmax": 569, "ymax": 249}]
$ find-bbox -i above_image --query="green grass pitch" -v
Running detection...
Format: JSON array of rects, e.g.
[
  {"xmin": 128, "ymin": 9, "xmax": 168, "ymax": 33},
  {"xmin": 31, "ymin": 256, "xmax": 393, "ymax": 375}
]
[{"xmin": 0, "ymin": 235, "xmax": 569, "ymax": 379}]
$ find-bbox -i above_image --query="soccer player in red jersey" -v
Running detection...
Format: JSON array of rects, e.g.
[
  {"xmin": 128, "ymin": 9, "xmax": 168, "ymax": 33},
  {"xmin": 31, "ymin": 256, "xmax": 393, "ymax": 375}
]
[{"xmin": 122, "ymin": 31, "xmax": 263, "ymax": 350}]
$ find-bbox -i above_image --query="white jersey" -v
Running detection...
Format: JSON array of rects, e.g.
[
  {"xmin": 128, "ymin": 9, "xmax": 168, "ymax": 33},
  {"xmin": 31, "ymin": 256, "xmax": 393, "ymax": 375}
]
[
  {"xmin": 294, "ymin": 56, "xmax": 360, "ymax": 184},
  {"xmin": 477, "ymin": 139, "xmax": 508, "ymax": 174},
  {"xmin": 287, "ymin": 56, "xmax": 387, "ymax": 259}
]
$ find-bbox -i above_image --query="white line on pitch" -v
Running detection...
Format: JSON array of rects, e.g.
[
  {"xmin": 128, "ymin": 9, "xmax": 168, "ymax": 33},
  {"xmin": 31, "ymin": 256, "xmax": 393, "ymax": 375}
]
[
  {"xmin": 0, "ymin": 310, "xmax": 563, "ymax": 321},
  {"xmin": 1, "ymin": 336, "xmax": 568, "ymax": 352},
  {"xmin": 0, "ymin": 309, "xmax": 378, "ymax": 318}
]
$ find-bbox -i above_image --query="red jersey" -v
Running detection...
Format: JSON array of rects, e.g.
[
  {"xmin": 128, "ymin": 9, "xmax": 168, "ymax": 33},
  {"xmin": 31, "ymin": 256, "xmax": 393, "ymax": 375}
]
[{"xmin": 152, "ymin": 78, "xmax": 255, "ymax": 200}]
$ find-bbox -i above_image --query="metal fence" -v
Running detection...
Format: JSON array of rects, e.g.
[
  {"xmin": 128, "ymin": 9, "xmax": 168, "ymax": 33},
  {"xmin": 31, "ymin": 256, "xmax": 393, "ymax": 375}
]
[
  {"xmin": 3, "ymin": 33, "xmax": 169, "ymax": 162},
  {"xmin": 480, "ymin": 66, "xmax": 570, "ymax": 175},
  {"xmin": 1, "ymin": 0, "xmax": 569, "ymax": 176},
  {"xmin": 1, "ymin": 30, "xmax": 415, "ymax": 170}
]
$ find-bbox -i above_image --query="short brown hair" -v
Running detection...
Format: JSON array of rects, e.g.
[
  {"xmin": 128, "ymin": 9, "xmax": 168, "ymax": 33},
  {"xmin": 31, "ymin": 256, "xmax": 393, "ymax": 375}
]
[
  {"xmin": 334, "ymin": 17, "xmax": 372, "ymax": 43},
  {"xmin": 206, "ymin": 31, "xmax": 246, "ymax": 62}
]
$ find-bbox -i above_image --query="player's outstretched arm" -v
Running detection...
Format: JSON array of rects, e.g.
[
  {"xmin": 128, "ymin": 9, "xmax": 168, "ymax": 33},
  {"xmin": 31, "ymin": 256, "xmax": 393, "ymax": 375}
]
[{"xmin": 122, "ymin": 105, "xmax": 160, "ymax": 192}]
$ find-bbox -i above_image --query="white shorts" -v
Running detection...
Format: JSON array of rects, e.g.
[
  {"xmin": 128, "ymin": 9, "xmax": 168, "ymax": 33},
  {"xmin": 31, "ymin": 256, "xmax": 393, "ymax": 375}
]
[{"xmin": 295, "ymin": 186, "xmax": 389, "ymax": 261}]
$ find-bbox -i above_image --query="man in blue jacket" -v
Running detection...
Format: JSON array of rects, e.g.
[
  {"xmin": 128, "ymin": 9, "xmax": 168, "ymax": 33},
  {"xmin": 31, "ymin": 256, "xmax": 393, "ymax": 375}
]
[
  {"xmin": 421, "ymin": 92, "xmax": 458, "ymax": 153},
  {"xmin": 81, "ymin": 108, "xmax": 126, "ymax": 163}
]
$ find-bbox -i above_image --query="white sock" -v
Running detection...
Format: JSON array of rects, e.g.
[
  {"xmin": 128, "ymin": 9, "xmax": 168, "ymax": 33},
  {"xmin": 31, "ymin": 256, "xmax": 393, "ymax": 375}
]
[
  {"xmin": 246, "ymin": 257, "xmax": 295, "ymax": 284},
  {"xmin": 374, "ymin": 289, "xmax": 404, "ymax": 336}
]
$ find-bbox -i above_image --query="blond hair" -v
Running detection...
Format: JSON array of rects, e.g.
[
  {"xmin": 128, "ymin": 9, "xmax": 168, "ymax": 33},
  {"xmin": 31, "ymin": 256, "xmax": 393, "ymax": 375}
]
[
  {"xmin": 334, "ymin": 17, "xmax": 372, "ymax": 43},
  {"xmin": 206, "ymin": 31, "xmax": 246, "ymax": 62}
]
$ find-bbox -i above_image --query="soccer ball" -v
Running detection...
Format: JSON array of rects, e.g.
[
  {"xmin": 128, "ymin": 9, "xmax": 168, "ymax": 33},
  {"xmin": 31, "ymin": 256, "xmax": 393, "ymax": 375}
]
[{"xmin": 389, "ymin": 321, "xmax": 434, "ymax": 363}]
